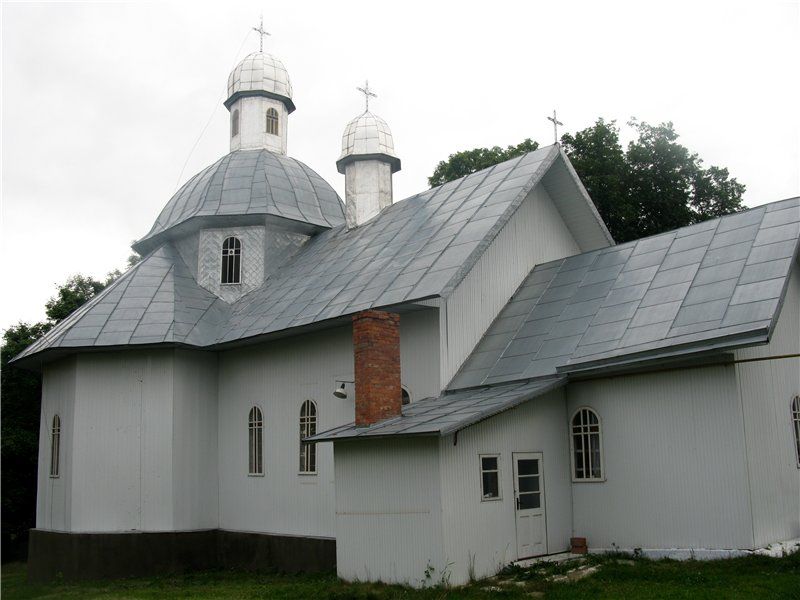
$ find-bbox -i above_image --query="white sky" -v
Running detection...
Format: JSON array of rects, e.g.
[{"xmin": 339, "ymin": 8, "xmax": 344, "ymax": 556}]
[{"xmin": 2, "ymin": 0, "xmax": 799, "ymax": 331}]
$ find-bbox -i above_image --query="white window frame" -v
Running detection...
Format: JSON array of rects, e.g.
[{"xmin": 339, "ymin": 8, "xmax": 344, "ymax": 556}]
[
  {"xmin": 221, "ymin": 236, "xmax": 242, "ymax": 285},
  {"xmin": 50, "ymin": 414, "xmax": 61, "ymax": 478},
  {"xmin": 792, "ymin": 395, "xmax": 800, "ymax": 468},
  {"xmin": 299, "ymin": 399, "xmax": 317, "ymax": 475},
  {"xmin": 479, "ymin": 454, "xmax": 502, "ymax": 501},
  {"xmin": 231, "ymin": 109, "xmax": 240, "ymax": 137},
  {"xmin": 401, "ymin": 385, "xmax": 412, "ymax": 406},
  {"xmin": 266, "ymin": 108, "xmax": 279, "ymax": 136},
  {"xmin": 248, "ymin": 406, "xmax": 264, "ymax": 476},
  {"xmin": 570, "ymin": 406, "xmax": 604, "ymax": 482}
]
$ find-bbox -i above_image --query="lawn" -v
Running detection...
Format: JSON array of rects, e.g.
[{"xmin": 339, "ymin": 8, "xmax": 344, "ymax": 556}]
[{"xmin": 2, "ymin": 551, "xmax": 799, "ymax": 599}]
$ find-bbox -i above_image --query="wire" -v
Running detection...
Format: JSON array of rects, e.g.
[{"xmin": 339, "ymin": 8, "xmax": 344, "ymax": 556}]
[{"xmin": 173, "ymin": 28, "xmax": 254, "ymax": 191}]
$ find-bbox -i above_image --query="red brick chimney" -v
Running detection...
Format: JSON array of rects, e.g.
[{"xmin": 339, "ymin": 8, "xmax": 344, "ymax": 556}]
[{"xmin": 352, "ymin": 310, "xmax": 402, "ymax": 427}]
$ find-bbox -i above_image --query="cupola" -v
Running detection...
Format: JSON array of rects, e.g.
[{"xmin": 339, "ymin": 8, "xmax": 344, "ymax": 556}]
[
  {"xmin": 225, "ymin": 44, "xmax": 294, "ymax": 155},
  {"xmin": 336, "ymin": 82, "xmax": 401, "ymax": 228}
]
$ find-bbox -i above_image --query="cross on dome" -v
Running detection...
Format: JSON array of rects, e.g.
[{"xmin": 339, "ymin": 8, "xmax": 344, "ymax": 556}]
[
  {"xmin": 356, "ymin": 80, "xmax": 377, "ymax": 112},
  {"xmin": 252, "ymin": 15, "xmax": 270, "ymax": 52}
]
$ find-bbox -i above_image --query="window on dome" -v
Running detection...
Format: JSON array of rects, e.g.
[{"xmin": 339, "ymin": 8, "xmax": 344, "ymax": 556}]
[
  {"xmin": 266, "ymin": 108, "xmax": 279, "ymax": 136},
  {"xmin": 231, "ymin": 109, "xmax": 240, "ymax": 137},
  {"xmin": 221, "ymin": 236, "xmax": 242, "ymax": 284}
]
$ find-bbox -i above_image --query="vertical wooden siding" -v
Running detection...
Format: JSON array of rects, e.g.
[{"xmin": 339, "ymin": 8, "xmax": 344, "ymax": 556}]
[
  {"xmin": 735, "ymin": 262, "xmax": 800, "ymax": 546},
  {"xmin": 442, "ymin": 185, "xmax": 581, "ymax": 388}
]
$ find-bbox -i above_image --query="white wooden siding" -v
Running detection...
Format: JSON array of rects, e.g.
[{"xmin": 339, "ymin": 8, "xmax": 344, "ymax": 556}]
[
  {"xmin": 442, "ymin": 184, "xmax": 582, "ymax": 387},
  {"xmin": 172, "ymin": 350, "xmax": 219, "ymax": 530},
  {"xmin": 438, "ymin": 388, "xmax": 571, "ymax": 584},
  {"xmin": 567, "ymin": 366, "xmax": 754, "ymax": 551},
  {"xmin": 734, "ymin": 262, "xmax": 800, "ymax": 546},
  {"xmin": 217, "ymin": 309, "xmax": 440, "ymax": 538},
  {"xmin": 334, "ymin": 438, "xmax": 444, "ymax": 586},
  {"xmin": 71, "ymin": 350, "xmax": 175, "ymax": 532},
  {"xmin": 36, "ymin": 357, "xmax": 76, "ymax": 531}
]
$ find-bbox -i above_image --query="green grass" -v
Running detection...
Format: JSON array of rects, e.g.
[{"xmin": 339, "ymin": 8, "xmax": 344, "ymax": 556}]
[{"xmin": 3, "ymin": 551, "xmax": 799, "ymax": 599}]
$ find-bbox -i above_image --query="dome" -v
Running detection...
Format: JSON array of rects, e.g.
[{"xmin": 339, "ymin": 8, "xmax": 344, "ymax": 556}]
[
  {"xmin": 133, "ymin": 150, "xmax": 344, "ymax": 254},
  {"xmin": 226, "ymin": 51, "xmax": 295, "ymax": 113},
  {"xmin": 336, "ymin": 111, "xmax": 400, "ymax": 174}
]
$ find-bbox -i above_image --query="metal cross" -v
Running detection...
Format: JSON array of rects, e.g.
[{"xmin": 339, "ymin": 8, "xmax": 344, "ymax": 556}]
[
  {"xmin": 547, "ymin": 110, "xmax": 564, "ymax": 144},
  {"xmin": 356, "ymin": 80, "xmax": 377, "ymax": 112},
  {"xmin": 252, "ymin": 15, "xmax": 270, "ymax": 52}
]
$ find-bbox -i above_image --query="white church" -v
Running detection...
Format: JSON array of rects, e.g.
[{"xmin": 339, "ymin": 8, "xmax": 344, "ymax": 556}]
[{"xmin": 14, "ymin": 42, "xmax": 800, "ymax": 585}]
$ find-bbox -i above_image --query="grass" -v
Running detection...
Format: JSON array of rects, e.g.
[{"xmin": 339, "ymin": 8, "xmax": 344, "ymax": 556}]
[{"xmin": 2, "ymin": 551, "xmax": 799, "ymax": 599}]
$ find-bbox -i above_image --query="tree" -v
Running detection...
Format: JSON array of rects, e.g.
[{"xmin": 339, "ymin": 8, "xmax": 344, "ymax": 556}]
[
  {"xmin": 428, "ymin": 139, "xmax": 539, "ymax": 187},
  {"xmin": 43, "ymin": 275, "xmax": 106, "ymax": 323},
  {"xmin": 429, "ymin": 119, "xmax": 746, "ymax": 243}
]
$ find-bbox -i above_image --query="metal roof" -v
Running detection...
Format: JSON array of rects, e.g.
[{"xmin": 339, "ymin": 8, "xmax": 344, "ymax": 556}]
[
  {"xmin": 450, "ymin": 197, "xmax": 800, "ymax": 388},
  {"xmin": 307, "ymin": 376, "xmax": 567, "ymax": 442},
  {"xmin": 133, "ymin": 150, "xmax": 345, "ymax": 254},
  {"xmin": 17, "ymin": 145, "xmax": 614, "ymax": 365}
]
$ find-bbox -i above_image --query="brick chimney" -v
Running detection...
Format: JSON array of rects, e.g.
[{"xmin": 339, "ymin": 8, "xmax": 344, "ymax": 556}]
[{"xmin": 352, "ymin": 310, "xmax": 402, "ymax": 427}]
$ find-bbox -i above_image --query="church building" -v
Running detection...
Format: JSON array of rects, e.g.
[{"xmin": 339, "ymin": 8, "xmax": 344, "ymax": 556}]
[{"xmin": 14, "ymin": 43, "xmax": 800, "ymax": 585}]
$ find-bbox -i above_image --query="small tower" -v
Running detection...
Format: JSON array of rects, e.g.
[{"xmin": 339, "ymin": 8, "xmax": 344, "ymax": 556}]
[
  {"xmin": 225, "ymin": 51, "xmax": 294, "ymax": 154},
  {"xmin": 336, "ymin": 83, "xmax": 401, "ymax": 228}
]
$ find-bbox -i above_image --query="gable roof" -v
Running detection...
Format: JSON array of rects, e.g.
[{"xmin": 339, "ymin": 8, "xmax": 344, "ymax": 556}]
[
  {"xmin": 308, "ymin": 376, "xmax": 566, "ymax": 442},
  {"xmin": 15, "ymin": 145, "xmax": 611, "ymax": 367},
  {"xmin": 450, "ymin": 197, "xmax": 800, "ymax": 388}
]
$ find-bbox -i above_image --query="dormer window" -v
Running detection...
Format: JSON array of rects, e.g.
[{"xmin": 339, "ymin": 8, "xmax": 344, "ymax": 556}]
[
  {"xmin": 221, "ymin": 236, "xmax": 242, "ymax": 284},
  {"xmin": 231, "ymin": 109, "xmax": 240, "ymax": 137},
  {"xmin": 266, "ymin": 108, "xmax": 279, "ymax": 136}
]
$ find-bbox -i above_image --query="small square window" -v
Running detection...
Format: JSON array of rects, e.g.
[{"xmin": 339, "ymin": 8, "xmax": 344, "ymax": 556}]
[{"xmin": 480, "ymin": 455, "xmax": 501, "ymax": 501}]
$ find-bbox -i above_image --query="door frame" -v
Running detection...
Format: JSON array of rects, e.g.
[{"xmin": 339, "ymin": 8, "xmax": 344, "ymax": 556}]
[{"xmin": 512, "ymin": 451, "xmax": 547, "ymax": 559}]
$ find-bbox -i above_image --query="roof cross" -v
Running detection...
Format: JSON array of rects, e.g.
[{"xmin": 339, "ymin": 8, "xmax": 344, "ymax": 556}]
[
  {"xmin": 547, "ymin": 110, "xmax": 563, "ymax": 144},
  {"xmin": 252, "ymin": 15, "xmax": 270, "ymax": 52},
  {"xmin": 356, "ymin": 80, "xmax": 377, "ymax": 112}
]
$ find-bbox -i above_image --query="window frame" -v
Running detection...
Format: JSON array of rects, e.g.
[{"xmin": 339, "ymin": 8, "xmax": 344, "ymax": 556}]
[
  {"xmin": 231, "ymin": 109, "xmax": 240, "ymax": 137},
  {"xmin": 248, "ymin": 406, "xmax": 264, "ymax": 477},
  {"xmin": 220, "ymin": 236, "xmax": 242, "ymax": 285},
  {"xmin": 479, "ymin": 453, "xmax": 502, "ymax": 502},
  {"xmin": 299, "ymin": 399, "xmax": 318, "ymax": 475},
  {"xmin": 266, "ymin": 108, "xmax": 279, "ymax": 136},
  {"xmin": 792, "ymin": 395, "xmax": 800, "ymax": 469},
  {"xmin": 401, "ymin": 385, "xmax": 412, "ymax": 406},
  {"xmin": 50, "ymin": 414, "xmax": 61, "ymax": 478},
  {"xmin": 570, "ymin": 406, "xmax": 604, "ymax": 483}
]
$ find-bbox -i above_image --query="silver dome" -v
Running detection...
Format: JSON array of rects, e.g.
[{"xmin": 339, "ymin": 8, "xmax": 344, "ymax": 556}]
[
  {"xmin": 226, "ymin": 51, "xmax": 294, "ymax": 112},
  {"xmin": 337, "ymin": 111, "xmax": 400, "ymax": 174}
]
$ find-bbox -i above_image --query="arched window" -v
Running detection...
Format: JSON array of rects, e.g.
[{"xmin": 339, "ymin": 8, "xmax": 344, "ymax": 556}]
[
  {"xmin": 248, "ymin": 406, "xmax": 264, "ymax": 476},
  {"xmin": 401, "ymin": 386, "xmax": 411, "ymax": 406},
  {"xmin": 571, "ymin": 407, "xmax": 603, "ymax": 481},
  {"xmin": 266, "ymin": 108, "xmax": 279, "ymax": 135},
  {"xmin": 50, "ymin": 415, "xmax": 61, "ymax": 478},
  {"xmin": 792, "ymin": 396, "xmax": 800, "ymax": 467},
  {"xmin": 299, "ymin": 400, "xmax": 317, "ymax": 474},
  {"xmin": 231, "ymin": 109, "xmax": 240, "ymax": 137},
  {"xmin": 221, "ymin": 236, "xmax": 242, "ymax": 284}
]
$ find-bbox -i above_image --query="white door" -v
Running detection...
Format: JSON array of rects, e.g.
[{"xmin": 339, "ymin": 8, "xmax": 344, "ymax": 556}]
[{"xmin": 513, "ymin": 452, "xmax": 546, "ymax": 559}]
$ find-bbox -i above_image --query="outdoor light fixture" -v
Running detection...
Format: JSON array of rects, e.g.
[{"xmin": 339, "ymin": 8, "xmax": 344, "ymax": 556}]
[{"xmin": 333, "ymin": 380, "xmax": 353, "ymax": 399}]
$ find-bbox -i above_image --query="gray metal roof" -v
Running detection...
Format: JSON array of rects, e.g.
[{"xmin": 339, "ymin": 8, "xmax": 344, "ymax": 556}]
[
  {"xmin": 450, "ymin": 197, "xmax": 800, "ymax": 388},
  {"xmin": 133, "ymin": 150, "xmax": 345, "ymax": 254},
  {"xmin": 18, "ymin": 145, "xmax": 613, "ymax": 365},
  {"xmin": 308, "ymin": 376, "xmax": 567, "ymax": 442}
]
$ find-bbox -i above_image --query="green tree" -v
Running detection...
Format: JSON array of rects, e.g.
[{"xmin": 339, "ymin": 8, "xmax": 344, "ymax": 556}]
[
  {"xmin": 43, "ymin": 275, "xmax": 106, "ymax": 323},
  {"xmin": 428, "ymin": 119, "xmax": 746, "ymax": 243},
  {"xmin": 428, "ymin": 139, "xmax": 539, "ymax": 187}
]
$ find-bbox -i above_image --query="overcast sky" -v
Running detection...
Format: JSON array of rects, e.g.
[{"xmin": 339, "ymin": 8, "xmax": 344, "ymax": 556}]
[{"xmin": 2, "ymin": 0, "xmax": 798, "ymax": 331}]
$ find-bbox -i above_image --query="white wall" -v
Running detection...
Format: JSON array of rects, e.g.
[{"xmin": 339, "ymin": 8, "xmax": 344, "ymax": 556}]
[
  {"xmin": 217, "ymin": 308, "xmax": 440, "ymax": 538},
  {"xmin": 344, "ymin": 159, "xmax": 393, "ymax": 228},
  {"xmin": 36, "ymin": 357, "xmax": 76, "ymax": 531},
  {"xmin": 567, "ymin": 365, "xmax": 754, "ymax": 551},
  {"xmin": 442, "ymin": 184, "xmax": 581, "ymax": 388},
  {"xmin": 229, "ymin": 95, "xmax": 288, "ymax": 154},
  {"xmin": 334, "ymin": 437, "xmax": 445, "ymax": 586},
  {"xmin": 70, "ymin": 350, "xmax": 175, "ymax": 532},
  {"xmin": 172, "ymin": 349, "xmax": 219, "ymax": 530},
  {"xmin": 735, "ymin": 262, "xmax": 800, "ymax": 547},
  {"xmin": 438, "ymin": 388, "xmax": 572, "ymax": 584}
]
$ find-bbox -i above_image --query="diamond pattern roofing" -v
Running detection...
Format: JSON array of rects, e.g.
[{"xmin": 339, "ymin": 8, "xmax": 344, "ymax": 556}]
[{"xmin": 450, "ymin": 196, "xmax": 800, "ymax": 388}]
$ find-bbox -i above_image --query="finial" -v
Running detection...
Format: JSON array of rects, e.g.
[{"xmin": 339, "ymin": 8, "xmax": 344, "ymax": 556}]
[
  {"xmin": 356, "ymin": 80, "xmax": 377, "ymax": 113},
  {"xmin": 547, "ymin": 109, "xmax": 564, "ymax": 144},
  {"xmin": 252, "ymin": 15, "xmax": 270, "ymax": 52}
]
